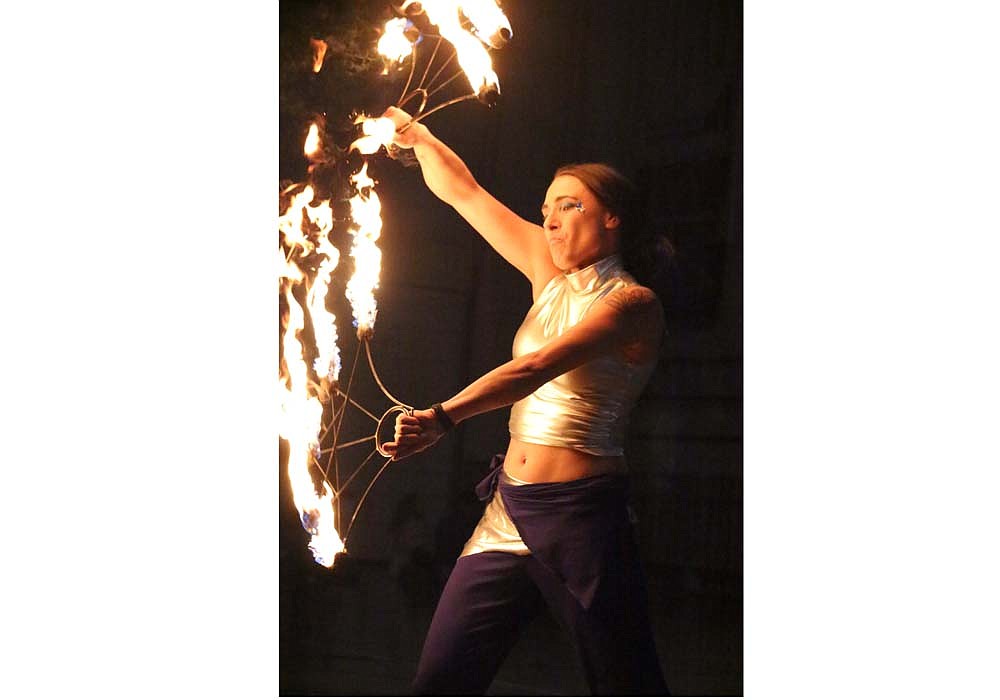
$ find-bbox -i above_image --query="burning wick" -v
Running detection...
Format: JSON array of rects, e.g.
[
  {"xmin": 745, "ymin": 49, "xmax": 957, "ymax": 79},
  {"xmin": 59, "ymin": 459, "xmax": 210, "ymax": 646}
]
[
  {"xmin": 350, "ymin": 116, "xmax": 397, "ymax": 154},
  {"xmin": 458, "ymin": 0, "xmax": 513, "ymax": 49},
  {"xmin": 378, "ymin": 17, "xmax": 413, "ymax": 67}
]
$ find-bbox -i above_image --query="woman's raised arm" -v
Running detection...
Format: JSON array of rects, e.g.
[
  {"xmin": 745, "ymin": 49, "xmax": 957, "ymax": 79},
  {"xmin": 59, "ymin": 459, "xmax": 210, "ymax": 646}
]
[{"xmin": 385, "ymin": 106, "xmax": 559, "ymax": 297}]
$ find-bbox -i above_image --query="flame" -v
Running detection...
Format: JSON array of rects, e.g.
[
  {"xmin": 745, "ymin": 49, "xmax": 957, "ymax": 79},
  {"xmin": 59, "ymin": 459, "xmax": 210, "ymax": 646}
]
[
  {"xmin": 304, "ymin": 123, "xmax": 321, "ymax": 158},
  {"xmin": 350, "ymin": 116, "xmax": 397, "ymax": 155},
  {"xmin": 377, "ymin": 17, "xmax": 413, "ymax": 64},
  {"xmin": 278, "ymin": 181, "xmax": 345, "ymax": 567},
  {"xmin": 403, "ymin": 0, "xmax": 506, "ymax": 93},
  {"xmin": 278, "ymin": 186, "xmax": 318, "ymax": 257},
  {"xmin": 346, "ymin": 163, "xmax": 383, "ymax": 337},
  {"xmin": 276, "ymin": 183, "xmax": 344, "ymax": 382},
  {"xmin": 278, "ymin": 245, "xmax": 304, "ymax": 282},
  {"xmin": 276, "ymin": 116, "xmax": 392, "ymax": 566},
  {"xmin": 445, "ymin": 28, "xmax": 500, "ymax": 95},
  {"xmin": 276, "ymin": 3, "xmax": 513, "ymax": 567},
  {"xmin": 307, "ymin": 208, "xmax": 341, "ymax": 384},
  {"xmin": 310, "ymin": 38, "xmax": 328, "ymax": 73}
]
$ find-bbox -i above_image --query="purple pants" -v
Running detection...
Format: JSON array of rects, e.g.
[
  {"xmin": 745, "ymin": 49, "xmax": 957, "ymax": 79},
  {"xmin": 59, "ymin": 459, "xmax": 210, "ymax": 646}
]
[{"xmin": 413, "ymin": 457, "xmax": 668, "ymax": 696}]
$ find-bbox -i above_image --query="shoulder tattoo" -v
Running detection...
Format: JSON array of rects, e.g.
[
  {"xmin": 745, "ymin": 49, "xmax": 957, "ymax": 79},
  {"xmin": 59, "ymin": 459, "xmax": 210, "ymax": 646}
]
[
  {"xmin": 602, "ymin": 285, "xmax": 657, "ymax": 313},
  {"xmin": 601, "ymin": 286, "xmax": 663, "ymax": 353}
]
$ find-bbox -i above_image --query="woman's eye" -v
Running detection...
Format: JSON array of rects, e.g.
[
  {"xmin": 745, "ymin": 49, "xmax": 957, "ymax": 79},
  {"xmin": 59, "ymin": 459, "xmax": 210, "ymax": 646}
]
[{"xmin": 542, "ymin": 201, "xmax": 584, "ymax": 221}]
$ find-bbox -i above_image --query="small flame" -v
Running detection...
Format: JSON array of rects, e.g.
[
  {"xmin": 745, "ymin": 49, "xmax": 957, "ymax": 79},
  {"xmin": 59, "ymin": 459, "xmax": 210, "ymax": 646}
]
[
  {"xmin": 278, "ymin": 186, "xmax": 316, "ymax": 256},
  {"xmin": 304, "ymin": 123, "xmax": 321, "ymax": 158},
  {"xmin": 310, "ymin": 38, "xmax": 328, "ymax": 73},
  {"xmin": 346, "ymin": 163, "xmax": 384, "ymax": 337},
  {"xmin": 278, "ymin": 245, "xmax": 304, "ymax": 282},
  {"xmin": 350, "ymin": 116, "xmax": 397, "ymax": 155},
  {"xmin": 377, "ymin": 17, "xmax": 413, "ymax": 64}
]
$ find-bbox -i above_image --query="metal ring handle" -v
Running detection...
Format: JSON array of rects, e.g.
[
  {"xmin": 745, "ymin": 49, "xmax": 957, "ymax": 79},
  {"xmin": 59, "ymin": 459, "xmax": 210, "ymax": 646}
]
[{"xmin": 374, "ymin": 405, "xmax": 413, "ymax": 458}]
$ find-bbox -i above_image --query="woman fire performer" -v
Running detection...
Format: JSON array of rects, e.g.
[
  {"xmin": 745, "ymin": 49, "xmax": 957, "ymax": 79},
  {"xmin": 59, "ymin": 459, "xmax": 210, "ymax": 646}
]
[{"xmin": 380, "ymin": 105, "xmax": 670, "ymax": 696}]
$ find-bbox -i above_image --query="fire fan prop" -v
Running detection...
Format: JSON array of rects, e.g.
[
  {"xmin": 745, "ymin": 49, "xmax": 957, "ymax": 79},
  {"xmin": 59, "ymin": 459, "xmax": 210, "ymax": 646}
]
[{"xmin": 279, "ymin": 1, "xmax": 512, "ymax": 567}]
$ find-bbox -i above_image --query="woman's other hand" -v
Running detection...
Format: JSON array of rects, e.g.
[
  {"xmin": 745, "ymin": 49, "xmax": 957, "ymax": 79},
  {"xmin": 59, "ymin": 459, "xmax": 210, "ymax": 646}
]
[{"xmin": 381, "ymin": 407, "xmax": 447, "ymax": 461}]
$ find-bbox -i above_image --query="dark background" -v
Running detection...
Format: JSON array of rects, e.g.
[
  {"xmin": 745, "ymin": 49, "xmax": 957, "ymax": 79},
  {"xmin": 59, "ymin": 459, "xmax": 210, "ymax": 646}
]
[{"xmin": 279, "ymin": 0, "xmax": 742, "ymax": 695}]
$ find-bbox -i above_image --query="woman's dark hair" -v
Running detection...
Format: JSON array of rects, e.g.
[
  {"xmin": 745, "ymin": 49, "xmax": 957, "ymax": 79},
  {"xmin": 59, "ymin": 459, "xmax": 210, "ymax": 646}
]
[{"xmin": 553, "ymin": 163, "xmax": 673, "ymax": 285}]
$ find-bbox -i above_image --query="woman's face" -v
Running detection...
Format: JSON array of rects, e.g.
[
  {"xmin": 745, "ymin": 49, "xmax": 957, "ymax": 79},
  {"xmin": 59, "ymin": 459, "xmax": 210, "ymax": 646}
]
[{"xmin": 540, "ymin": 175, "xmax": 620, "ymax": 273}]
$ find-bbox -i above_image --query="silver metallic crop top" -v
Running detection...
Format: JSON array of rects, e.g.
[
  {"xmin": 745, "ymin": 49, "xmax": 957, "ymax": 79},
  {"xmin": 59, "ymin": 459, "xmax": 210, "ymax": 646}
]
[{"xmin": 507, "ymin": 254, "xmax": 657, "ymax": 456}]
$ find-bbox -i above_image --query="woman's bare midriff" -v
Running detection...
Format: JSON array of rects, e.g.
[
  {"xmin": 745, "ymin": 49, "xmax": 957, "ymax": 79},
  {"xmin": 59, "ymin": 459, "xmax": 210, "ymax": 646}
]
[{"xmin": 502, "ymin": 437, "xmax": 626, "ymax": 483}]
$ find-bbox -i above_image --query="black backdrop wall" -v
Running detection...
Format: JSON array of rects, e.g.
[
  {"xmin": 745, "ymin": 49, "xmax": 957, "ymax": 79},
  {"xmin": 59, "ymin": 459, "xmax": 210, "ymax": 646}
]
[{"xmin": 279, "ymin": 0, "xmax": 742, "ymax": 695}]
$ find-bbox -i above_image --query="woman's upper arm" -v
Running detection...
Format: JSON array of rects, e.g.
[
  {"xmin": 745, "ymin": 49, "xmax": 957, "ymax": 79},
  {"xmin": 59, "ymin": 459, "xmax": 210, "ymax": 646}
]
[
  {"xmin": 530, "ymin": 286, "xmax": 664, "ymax": 377},
  {"xmin": 451, "ymin": 185, "xmax": 560, "ymax": 292}
]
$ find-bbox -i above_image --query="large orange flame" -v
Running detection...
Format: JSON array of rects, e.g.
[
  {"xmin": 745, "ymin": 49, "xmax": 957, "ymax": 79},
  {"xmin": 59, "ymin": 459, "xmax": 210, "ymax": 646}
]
[
  {"xmin": 278, "ymin": 185, "xmax": 345, "ymax": 567},
  {"xmin": 403, "ymin": 0, "xmax": 508, "ymax": 94}
]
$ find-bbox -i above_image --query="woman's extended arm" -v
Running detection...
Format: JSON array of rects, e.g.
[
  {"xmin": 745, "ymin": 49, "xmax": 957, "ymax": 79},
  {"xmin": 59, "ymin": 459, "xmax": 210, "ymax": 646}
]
[
  {"xmin": 384, "ymin": 106, "xmax": 559, "ymax": 296},
  {"xmin": 382, "ymin": 285, "xmax": 664, "ymax": 460}
]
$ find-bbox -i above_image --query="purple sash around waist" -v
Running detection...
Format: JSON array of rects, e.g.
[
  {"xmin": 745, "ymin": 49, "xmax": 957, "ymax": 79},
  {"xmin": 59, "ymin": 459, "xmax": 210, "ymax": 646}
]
[{"xmin": 474, "ymin": 454, "xmax": 633, "ymax": 609}]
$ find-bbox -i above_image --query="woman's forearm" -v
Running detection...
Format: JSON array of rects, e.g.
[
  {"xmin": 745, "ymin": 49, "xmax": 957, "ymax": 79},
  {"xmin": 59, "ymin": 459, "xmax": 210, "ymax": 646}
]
[
  {"xmin": 386, "ymin": 106, "xmax": 479, "ymax": 205},
  {"xmin": 408, "ymin": 127, "xmax": 480, "ymax": 206},
  {"xmin": 440, "ymin": 351, "xmax": 553, "ymax": 425}
]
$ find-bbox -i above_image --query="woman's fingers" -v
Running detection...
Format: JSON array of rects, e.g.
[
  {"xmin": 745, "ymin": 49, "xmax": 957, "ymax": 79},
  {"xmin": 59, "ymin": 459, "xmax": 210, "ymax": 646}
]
[
  {"xmin": 383, "ymin": 105, "xmax": 413, "ymax": 124},
  {"xmin": 384, "ymin": 406, "xmax": 446, "ymax": 461},
  {"xmin": 393, "ymin": 414, "xmax": 422, "ymax": 437},
  {"xmin": 381, "ymin": 439, "xmax": 418, "ymax": 462},
  {"xmin": 393, "ymin": 418, "xmax": 423, "ymax": 442}
]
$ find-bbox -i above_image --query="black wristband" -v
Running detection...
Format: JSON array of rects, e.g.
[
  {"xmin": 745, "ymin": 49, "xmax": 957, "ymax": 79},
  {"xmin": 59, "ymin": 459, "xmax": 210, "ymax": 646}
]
[{"xmin": 430, "ymin": 403, "xmax": 455, "ymax": 432}]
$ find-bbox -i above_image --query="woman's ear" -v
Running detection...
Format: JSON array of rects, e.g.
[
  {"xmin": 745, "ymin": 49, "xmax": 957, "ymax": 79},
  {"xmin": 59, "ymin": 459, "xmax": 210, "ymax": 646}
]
[{"xmin": 604, "ymin": 212, "xmax": 621, "ymax": 232}]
